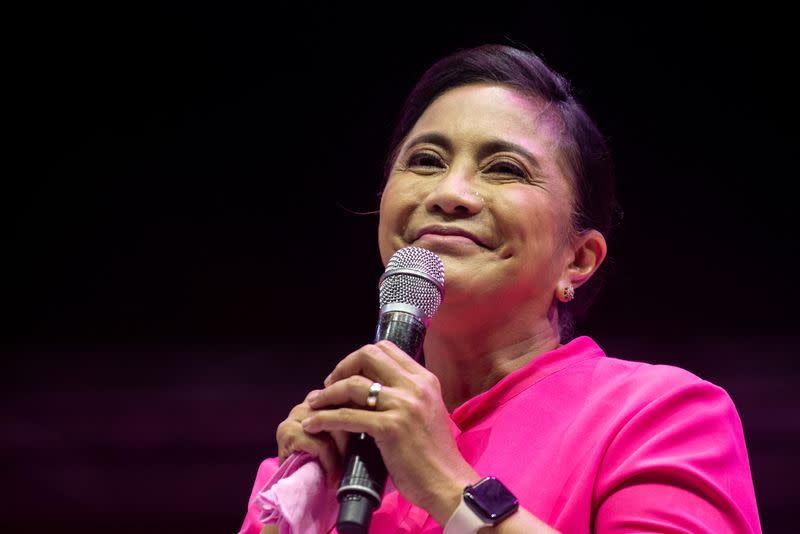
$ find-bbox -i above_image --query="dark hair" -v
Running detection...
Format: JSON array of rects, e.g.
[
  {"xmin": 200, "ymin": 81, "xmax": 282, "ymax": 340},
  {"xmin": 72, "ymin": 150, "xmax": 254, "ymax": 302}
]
[{"xmin": 383, "ymin": 44, "xmax": 622, "ymax": 338}]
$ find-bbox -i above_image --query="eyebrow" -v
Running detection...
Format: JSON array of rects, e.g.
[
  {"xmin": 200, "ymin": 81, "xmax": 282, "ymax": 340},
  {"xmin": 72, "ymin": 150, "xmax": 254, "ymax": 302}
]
[{"xmin": 403, "ymin": 132, "xmax": 543, "ymax": 171}]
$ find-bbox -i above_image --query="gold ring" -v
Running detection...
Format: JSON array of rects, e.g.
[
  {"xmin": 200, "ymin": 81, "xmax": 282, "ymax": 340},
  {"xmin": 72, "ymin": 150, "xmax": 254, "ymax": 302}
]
[{"xmin": 366, "ymin": 382, "xmax": 382, "ymax": 410}]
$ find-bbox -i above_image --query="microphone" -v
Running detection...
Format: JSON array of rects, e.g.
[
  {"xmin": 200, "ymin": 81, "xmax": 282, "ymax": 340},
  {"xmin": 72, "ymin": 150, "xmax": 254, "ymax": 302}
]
[{"xmin": 335, "ymin": 246, "xmax": 445, "ymax": 534}]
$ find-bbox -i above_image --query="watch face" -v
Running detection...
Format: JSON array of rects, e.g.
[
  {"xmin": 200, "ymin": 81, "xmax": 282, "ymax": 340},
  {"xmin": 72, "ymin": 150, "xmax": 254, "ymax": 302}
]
[{"xmin": 464, "ymin": 476, "xmax": 519, "ymax": 522}]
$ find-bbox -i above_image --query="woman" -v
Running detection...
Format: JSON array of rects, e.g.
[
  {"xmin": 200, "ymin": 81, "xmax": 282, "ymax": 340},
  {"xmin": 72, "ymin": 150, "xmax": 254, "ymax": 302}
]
[{"xmin": 239, "ymin": 44, "xmax": 760, "ymax": 533}]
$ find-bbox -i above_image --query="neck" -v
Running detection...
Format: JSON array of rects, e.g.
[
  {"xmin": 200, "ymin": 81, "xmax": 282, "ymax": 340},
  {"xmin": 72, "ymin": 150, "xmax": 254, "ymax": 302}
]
[{"xmin": 423, "ymin": 301, "xmax": 562, "ymax": 412}]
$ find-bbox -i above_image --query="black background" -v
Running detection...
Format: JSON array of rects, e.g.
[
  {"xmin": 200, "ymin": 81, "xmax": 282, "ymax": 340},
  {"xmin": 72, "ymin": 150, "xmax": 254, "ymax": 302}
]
[{"xmin": 5, "ymin": 2, "xmax": 798, "ymax": 532}]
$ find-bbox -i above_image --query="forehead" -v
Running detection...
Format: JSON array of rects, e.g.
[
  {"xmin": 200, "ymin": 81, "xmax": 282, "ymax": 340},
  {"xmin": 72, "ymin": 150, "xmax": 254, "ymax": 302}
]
[{"xmin": 408, "ymin": 83, "xmax": 563, "ymax": 152}]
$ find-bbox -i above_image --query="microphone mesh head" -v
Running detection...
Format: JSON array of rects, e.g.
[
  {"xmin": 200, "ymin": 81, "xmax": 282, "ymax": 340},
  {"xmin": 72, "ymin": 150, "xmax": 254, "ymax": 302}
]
[{"xmin": 379, "ymin": 247, "xmax": 445, "ymax": 320}]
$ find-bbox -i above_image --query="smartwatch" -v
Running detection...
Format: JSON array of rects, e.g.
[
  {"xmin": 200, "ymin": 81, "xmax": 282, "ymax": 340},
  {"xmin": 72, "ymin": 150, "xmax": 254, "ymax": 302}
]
[{"xmin": 443, "ymin": 476, "xmax": 519, "ymax": 533}]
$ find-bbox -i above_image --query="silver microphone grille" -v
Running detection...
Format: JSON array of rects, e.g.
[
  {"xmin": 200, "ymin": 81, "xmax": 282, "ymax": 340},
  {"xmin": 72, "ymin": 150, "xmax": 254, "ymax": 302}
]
[{"xmin": 378, "ymin": 247, "xmax": 445, "ymax": 321}]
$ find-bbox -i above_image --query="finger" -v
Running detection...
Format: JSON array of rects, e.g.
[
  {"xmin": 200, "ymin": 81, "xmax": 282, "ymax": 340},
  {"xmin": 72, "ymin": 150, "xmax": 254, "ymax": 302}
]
[
  {"xmin": 309, "ymin": 377, "xmax": 397, "ymax": 411},
  {"xmin": 277, "ymin": 404, "xmax": 312, "ymax": 448},
  {"xmin": 307, "ymin": 432, "xmax": 344, "ymax": 489},
  {"xmin": 302, "ymin": 434, "xmax": 343, "ymax": 489},
  {"xmin": 301, "ymin": 406, "xmax": 388, "ymax": 437},
  {"xmin": 276, "ymin": 402, "xmax": 323, "ymax": 458},
  {"xmin": 330, "ymin": 429, "xmax": 349, "ymax": 457},
  {"xmin": 373, "ymin": 339, "xmax": 426, "ymax": 374},
  {"xmin": 325, "ymin": 343, "xmax": 405, "ymax": 387},
  {"xmin": 277, "ymin": 424, "xmax": 343, "ymax": 487}
]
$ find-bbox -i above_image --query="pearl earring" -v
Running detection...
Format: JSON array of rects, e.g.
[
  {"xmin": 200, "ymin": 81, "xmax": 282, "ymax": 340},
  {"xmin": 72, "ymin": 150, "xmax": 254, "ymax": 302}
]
[{"xmin": 558, "ymin": 284, "xmax": 575, "ymax": 302}]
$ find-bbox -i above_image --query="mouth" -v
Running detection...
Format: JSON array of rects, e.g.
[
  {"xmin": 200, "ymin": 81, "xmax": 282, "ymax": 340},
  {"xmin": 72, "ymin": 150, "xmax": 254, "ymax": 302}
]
[{"xmin": 414, "ymin": 225, "xmax": 489, "ymax": 248}]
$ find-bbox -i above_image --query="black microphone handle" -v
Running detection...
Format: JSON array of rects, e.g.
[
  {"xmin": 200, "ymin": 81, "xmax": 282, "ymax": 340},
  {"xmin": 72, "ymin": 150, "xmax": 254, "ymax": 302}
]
[{"xmin": 335, "ymin": 308, "xmax": 426, "ymax": 534}]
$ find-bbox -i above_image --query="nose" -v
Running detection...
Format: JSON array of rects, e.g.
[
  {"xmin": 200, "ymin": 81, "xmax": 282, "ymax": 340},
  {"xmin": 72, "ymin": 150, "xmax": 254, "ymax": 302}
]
[{"xmin": 423, "ymin": 165, "xmax": 484, "ymax": 216}]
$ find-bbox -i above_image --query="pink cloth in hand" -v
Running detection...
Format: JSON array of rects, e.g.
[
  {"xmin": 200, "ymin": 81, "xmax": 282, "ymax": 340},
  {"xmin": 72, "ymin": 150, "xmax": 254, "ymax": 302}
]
[{"xmin": 253, "ymin": 452, "xmax": 338, "ymax": 534}]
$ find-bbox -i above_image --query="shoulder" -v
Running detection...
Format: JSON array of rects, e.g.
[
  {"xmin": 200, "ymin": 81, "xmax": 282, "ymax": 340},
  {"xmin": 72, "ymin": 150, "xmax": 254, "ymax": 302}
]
[
  {"xmin": 561, "ymin": 338, "xmax": 746, "ymax": 446},
  {"xmin": 580, "ymin": 340, "xmax": 750, "ymax": 474},
  {"xmin": 574, "ymin": 337, "xmax": 734, "ymax": 408},
  {"xmin": 606, "ymin": 356, "xmax": 718, "ymax": 391},
  {"xmin": 580, "ymin": 341, "xmax": 761, "ymax": 531},
  {"xmin": 237, "ymin": 457, "xmax": 281, "ymax": 534}
]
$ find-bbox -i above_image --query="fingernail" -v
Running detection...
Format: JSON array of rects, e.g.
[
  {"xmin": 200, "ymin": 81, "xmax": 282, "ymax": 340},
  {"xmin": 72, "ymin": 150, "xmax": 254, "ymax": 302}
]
[
  {"xmin": 324, "ymin": 374, "xmax": 332, "ymax": 386},
  {"xmin": 307, "ymin": 390, "xmax": 319, "ymax": 403},
  {"xmin": 301, "ymin": 418, "xmax": 312, "ymax": 430}
]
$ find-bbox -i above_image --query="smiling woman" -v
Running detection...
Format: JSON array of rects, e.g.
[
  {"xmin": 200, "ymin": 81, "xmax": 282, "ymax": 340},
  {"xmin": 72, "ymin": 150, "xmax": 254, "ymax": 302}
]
[
  {"xmin": 378, "ymin": 83, "xmax": 599, "ymax": 348},
  {"xmin": 237, "ymin": 44, "xmax": 761, "ymax": 534}
]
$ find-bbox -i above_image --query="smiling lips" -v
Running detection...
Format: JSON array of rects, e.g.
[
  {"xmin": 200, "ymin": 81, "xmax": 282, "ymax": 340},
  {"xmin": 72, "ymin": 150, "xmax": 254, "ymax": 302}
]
[{"xmin": 414, "ymin": 225, "xmax": 488, "ymax": 248}]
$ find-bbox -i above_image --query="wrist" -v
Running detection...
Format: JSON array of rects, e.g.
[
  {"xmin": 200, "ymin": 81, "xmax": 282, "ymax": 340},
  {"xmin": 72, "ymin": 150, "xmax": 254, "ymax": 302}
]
[
  {"xmin": 443, "ymin": 476, "xmax": 520, "ymax": 534},
  {"xmin": 426, "ymin": 472, "xmax": 481, "ymax": 526}
]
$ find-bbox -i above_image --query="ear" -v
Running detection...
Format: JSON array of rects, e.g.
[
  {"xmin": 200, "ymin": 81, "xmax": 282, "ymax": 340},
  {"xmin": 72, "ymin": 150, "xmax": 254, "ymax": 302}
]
[{"xmin": 562, "ymin": 229, "xmax": 607, "ymax": 289}]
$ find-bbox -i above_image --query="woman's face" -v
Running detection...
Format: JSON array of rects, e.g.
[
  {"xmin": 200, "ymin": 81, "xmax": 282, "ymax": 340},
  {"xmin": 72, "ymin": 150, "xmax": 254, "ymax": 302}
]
[{"xmin": 378, "ymin": 83, "xmax": 576, "ymax": 309}]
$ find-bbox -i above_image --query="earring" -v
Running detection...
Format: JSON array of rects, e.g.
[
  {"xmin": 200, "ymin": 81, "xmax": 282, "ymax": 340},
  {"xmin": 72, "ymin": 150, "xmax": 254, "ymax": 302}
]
[{"xmin": 557, "ymin": 284, "xmax": 575, "ymax": 303}]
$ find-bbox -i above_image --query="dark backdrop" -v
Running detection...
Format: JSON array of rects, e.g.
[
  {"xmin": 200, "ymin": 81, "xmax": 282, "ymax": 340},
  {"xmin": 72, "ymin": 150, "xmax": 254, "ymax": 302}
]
[{"xmin": 5, "ymin": 2, "xmax": 797, "ymax": 532}]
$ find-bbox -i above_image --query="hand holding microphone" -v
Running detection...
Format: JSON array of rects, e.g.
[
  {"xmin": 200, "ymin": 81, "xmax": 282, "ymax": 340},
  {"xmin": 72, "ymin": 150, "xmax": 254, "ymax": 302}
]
[
  {"xmin": 298, "ymin": 247, "xmax": 469, "ymax": 532},
  {"xmin": 334, "ymin": 246, "xmax": 444, "ymax": 533}
]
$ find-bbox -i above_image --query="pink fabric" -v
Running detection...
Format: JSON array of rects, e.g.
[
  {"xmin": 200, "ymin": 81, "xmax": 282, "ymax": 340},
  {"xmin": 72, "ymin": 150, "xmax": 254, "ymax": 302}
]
[
  {"xmin": 250, "ymin": 452, "xmax": 338, "ymax": 534},
  {"xmin": 238, "ymin": 336, "xmax": 761, "ymax": 533}
]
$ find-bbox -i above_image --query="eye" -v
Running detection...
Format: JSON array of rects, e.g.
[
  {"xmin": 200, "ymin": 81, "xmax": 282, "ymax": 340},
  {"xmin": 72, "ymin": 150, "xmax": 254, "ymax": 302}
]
[
  {"xmin": 405, "ymin": 150, "xmax": 446, "ymax": 171},
  {"xmin": 485, "ymin": 159, "xmax": 529, "ymax": 181}
]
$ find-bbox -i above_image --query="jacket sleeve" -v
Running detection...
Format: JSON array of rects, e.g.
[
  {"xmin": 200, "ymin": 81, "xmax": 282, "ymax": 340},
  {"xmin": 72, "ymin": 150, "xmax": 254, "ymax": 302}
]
[
  {"xmin": 237, "ymin": 457, "xmax": 280, "ymax": 534},
  {"xmin": 592, "ymin": 374, "xmax": 761, "ymax": 533}
]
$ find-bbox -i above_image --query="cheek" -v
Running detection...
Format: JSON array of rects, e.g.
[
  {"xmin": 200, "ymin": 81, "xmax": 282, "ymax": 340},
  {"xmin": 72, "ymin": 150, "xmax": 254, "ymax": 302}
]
[
  {"xmin": 501, "ymin": 192, "xmax": 568, "ymax": 259},
  {"xmin": 377, "ymin": 178, "xmax": 406, "ymax": 263},
  {"xmin": 377, "ymin": 209, "xmax": 393, "ymax": 265}
]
